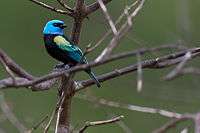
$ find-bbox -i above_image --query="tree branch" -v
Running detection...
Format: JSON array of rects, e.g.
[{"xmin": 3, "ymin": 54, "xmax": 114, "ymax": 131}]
[
  {"xmin": 164, "ymin": 52, "xmax": 191, "ymax": 80},
  {"xmin": 0, "ymin": 49, "xmax": 34, "ymax": 80},
  {"xmin": 0, "ymin": 93, "xmax": 28, "ymax": 133},
  {"xmin": 76, "ymin": 94, "xmax": 182, "ymax": 119},
  {"xmin": 85, "ymin": 0, "xmax": 139, "ymax": 55},
  {"xmin": 97, "ymin": 0, "xmax": 117, "ymax": 35},
  {"xmin": 0, "ymin": 77, "xmax": 57, "ymax": 91},
  {"xmin": 96, "ymin": 0, "xmax": 146, "ymax": 61},
  {"xmin": 29, "ymin": 0, "xmax": 74, "ymax": 17},
  {"xmin": 57, "ymin": 0, "xmax": 73, "ymax": 12},
  {"xmin": 86, "ymin": 0, "xmax": 112, "ymax": 15},
  {"xmin": 0, "ymin": 45, "xmax": 196, "ymax": 90},
  {"xmin": 79, "ymin": 115, "xmax": 124, "ymax": 133},
  {"xmin": 153, "ymin": 115, "xmax": 194, "ymax": 133}
]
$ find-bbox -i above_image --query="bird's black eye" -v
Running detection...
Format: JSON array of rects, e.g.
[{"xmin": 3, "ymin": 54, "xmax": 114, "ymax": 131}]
[{"xmin": 53, "ymin": 23, "xmax": 61, "ymax": 27}]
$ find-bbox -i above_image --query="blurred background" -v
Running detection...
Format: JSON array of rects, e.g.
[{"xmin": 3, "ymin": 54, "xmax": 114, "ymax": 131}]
[{"xmin": 0, "ymin": 0, "xmax": 200, "ymax": 132}]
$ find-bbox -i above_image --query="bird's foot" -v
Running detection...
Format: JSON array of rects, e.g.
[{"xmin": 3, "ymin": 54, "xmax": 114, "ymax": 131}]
[
  {"xmin": 63, "ymin": 64, "xmax": 70, "ymax": 69},
  {"xmin": 54, "ymin": 63, "xmax": 66, "ymax": 69},
  {"xmin": 54, "ymin": 63, "xmax": 70, "ymax": 71}
]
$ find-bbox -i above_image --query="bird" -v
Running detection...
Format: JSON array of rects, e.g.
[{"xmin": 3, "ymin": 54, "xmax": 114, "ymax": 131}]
[{"xmin": 42, "ymin": 20, "xmax": 101, "ymax": 88}]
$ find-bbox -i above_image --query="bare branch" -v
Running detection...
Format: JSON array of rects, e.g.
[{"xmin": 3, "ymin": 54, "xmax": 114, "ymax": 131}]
[
  {"xmin": 86, "ymin": 1, "xmax": 139, "ymax": 55},
  {"xmin": 164, "ymin": 52, "xmax": 192, "ymax": 80},
  {"xmin": 0, "ymin": 49, "xmax": 34, "ymax": 80},
  {"xmin": 77, "ymin": 47, "xmax": 199, "ymax": 91},
  {"xmin": 57, "ymin": 0, "xmax": 73, "ymax": 12},
  {"xmin": 98, "ymin": 0, "xmax": 117, "ymax": 35},
  {"xmin": 153, "ymin": 114, "xmax": 194, "ymax": 133},
  {"xmin": 0, "ymin": 93, "xmax": 28, "ymax": 133},
  {"xmin": 29, "ymin": 0, "xmax": 73, "ymax": 17},
  {"xmin": 0, "ymin": 57, "xmax": 16, "ymax": 83},
  {"xmin": 79, "ymin": 115, "xmax": 124, "ymax": 133},
  {"xmin": 76, "ymin": 94, "xmax": 182, "ymax": 118},
  {"xmin": 0, "ymin": 45, "xmax": 194, "ymax": 90},
  {"xmin": 0, "ymin": 77, "xmax": 57, "ymax": 91},
  {"xmin": 86, "ymin": 0, "xmax": 112, "ymax": 15},
  {"xmin": 29, "ymin": 115, "xmax": 48, "ymax": 133},
  {"xmin": 55, "ymin": 91, "xmax": 66, "ymax": 133},
  {"xmin": 44, "ymin": 91, "xmax": 65, "ymax": 133},
  {"xmin": 96, "ymin": 0, "xmax": 146, "ymax": 61}
]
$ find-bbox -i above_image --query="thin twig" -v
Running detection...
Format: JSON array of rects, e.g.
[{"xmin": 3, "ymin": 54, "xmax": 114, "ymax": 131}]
[
  {"xmin": 96, "ymin": 0, "xmax": 146, "ymax": 61},
  {"xmin": 164, "ymin": 52, "xmax": 192, "ymax": 80},
  {"xmin": 0, "ymin": 93, "xmax": 27, "ymax": 133},
  {"xmin": 44, "ymin": 92, "xmax": 65, "ymax": 133},
  {"xmin": 85, "ymin": 1, "xmax": 138, "ymax": 55},
  {"xmin": 0, "ymin": 49, "xmax": 34, "ymax": 80},
  {"xmin": 44, "ymin": 110, "xmax": 56, "ymax": 133},
  {"xmin": 0, "ymin": 57, "xmax": 16, "ymax": 84},
  {"xmin": 98, "ymin": 0, "xmax": 117, "ymax": 35},
  {"xmin": 28, "ymin": 115, "xmax": 48, "ymax": 133},
  {"xmin": 56, "ymin": 0, "xmax": 73, "ymax": 12},
  {"xmin": 79, "ymin": 115, "xmax": 124, "ymax": 133},
  {"xmin": 86, "ymin": 0, "xmax": 112, "ymax": 15},
  {"xmin": 29, "ymin": 0, "xmax": 73, "ymax": 17},
  {"xmin": 55, "ymin": 91, "xmax": 66, "ymax": 133},
  {"xmin": 153, "ymin": 114, "xmax": 194, "ymax": 133}
]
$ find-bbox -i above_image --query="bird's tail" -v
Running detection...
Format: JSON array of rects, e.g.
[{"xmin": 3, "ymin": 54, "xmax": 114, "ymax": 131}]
[{"xmin": 86, "ymin": 69, "xmax": 101, "ymax": 88}]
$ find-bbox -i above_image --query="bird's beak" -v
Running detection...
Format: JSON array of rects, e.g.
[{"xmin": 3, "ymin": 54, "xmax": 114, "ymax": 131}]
[{"xmin": 61, "ymin": 24, "xmax": 67, "ymax": 29}]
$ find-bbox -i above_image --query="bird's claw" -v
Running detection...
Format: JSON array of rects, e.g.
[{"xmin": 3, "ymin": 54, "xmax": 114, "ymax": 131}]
[
  {"xmin": 54, "ymin": 63, "xmax": 70, "ymax": 71},
  {"xmin": 54, "ymin": 63, "xmax": 65, "ymax": 69}
]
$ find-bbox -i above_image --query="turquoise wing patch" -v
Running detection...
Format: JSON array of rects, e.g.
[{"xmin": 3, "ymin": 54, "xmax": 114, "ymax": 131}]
[{"xmin": 54, "ymin": 36, "xmax": 85, "ymax": 63}]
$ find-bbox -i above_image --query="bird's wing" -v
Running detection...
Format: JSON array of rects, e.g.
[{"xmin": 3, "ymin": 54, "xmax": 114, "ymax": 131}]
[{"xmin": 54, "ymin": 36, "xmax": 86, "ymax": 63}]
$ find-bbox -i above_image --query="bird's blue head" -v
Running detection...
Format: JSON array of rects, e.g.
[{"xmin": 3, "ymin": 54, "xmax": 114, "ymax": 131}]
[{"xmin": 43, "ymin": 20, "xmax": 66, "ymax": 35}]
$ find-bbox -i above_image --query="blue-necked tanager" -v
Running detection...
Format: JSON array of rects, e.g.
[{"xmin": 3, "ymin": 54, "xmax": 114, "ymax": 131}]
[{"xmin": 43, "ymin": 20, "xmax": 101, "ymax": 88}]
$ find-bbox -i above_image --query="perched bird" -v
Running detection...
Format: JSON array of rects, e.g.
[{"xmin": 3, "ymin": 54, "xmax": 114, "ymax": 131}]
[{"xmin": 43, "ymin": 20, "xmax": 101, "ymax": 87}]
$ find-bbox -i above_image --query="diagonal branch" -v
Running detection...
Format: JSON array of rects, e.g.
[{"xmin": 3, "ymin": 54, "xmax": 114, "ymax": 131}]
[
  {"xmin": 29, "ymin": 0, "xmax": 74, "ymax": 17},
  {"xmin": 153, "ymin": 114, "xmax": 194, "ymax": 133},
  {"xmin": 57, "ymin": 0, "xmax": 73, "ymax": 12},
  {"xmin": 0, "ymin": 49, "xmax": 34, "ymax": 80},
  {"xmin": 86, "ymin": 0, "xmax": 112, "ymax": 15},
  {"xmin": 79, "ymin": 115, "xmax": 124, "ymax": 133},
  {"xmin": 97, "ymin": 0, "xmax": 117, "ymax": 35},
  {"xmin": 85, "ymin": 0, "xmax": 139, "ymax": 55},
  {"xmin": 96, "ymin": 0, "xmax": 146, "ymax": 61},
  {"xmin": 0, "ymin": 57, "xmax": 16, "ymax": 82},
  {"xmin": 0, "ymin": 93, "xmax": 28, "ymax": 133},
  {"xmin": 164, "ymin": 52, "xmax": 191, "ymax": 80}
]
